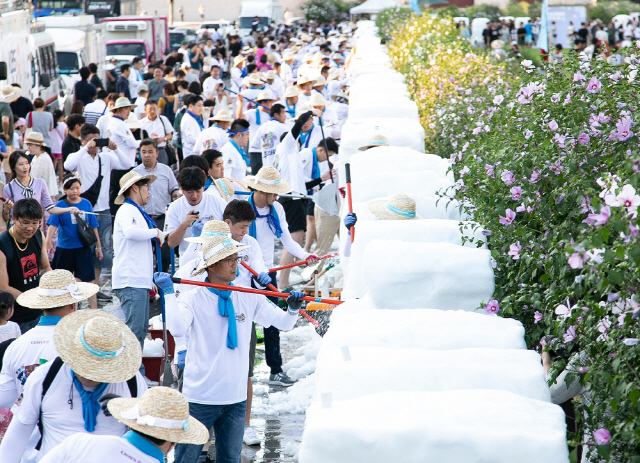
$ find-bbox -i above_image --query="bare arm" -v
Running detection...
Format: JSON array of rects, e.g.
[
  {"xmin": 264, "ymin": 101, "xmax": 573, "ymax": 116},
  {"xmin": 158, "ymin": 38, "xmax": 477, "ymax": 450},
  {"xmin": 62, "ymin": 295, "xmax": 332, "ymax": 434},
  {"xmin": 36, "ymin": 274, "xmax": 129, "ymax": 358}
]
[
  {"xmin": 39, "ymin": 231, "xmax": 51, "ymax": 274},
  {"xmin": 0, "ymin": 251, "xmax": 22, "ymax": 300},
  {"xmin": 45, "ymin": 224, "xmax": 57, "ymax": 255}
]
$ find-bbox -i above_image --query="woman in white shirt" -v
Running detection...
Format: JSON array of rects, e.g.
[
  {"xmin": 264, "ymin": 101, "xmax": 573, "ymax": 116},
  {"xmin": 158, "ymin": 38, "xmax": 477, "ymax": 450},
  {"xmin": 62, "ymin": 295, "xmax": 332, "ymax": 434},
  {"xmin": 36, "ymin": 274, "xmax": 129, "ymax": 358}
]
[{"xmin": 25, "ymin": 132, "xmax": 58, "ymax": 199}]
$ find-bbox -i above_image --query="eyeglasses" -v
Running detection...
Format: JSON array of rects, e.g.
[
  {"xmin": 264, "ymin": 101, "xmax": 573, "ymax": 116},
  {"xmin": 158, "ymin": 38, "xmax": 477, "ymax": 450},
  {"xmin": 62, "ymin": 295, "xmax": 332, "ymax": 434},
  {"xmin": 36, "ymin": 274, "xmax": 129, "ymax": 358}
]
[
  {"xmin": 221, "ymin": 256, "xmax": 242, "ymax": 266},
  {"xmin": 16, "ymin": 220, "xmax": 41, "ymax": 230}
]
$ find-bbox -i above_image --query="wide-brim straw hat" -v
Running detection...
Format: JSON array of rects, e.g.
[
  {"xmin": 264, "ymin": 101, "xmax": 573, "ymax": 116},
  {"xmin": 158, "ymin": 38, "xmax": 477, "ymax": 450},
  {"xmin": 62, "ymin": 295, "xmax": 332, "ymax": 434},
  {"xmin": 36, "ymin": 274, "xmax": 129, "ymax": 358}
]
[
  {"xmin": 310, "ymin": 93, "xmax": 326, "ymax": 107},
  {"xmin": 209, "ymin": 108, "xmax": 234, "ymax": 122},
  {"xmin": 293, "ymin": 104, "xmax": 313, "ymax": 121},
  {"xmin": 256, "ymin": 90, "xmax": 276, "ymax": 102},
  {"xmin": 115, "ymin": 170, "xmax": 157, "ymax": 205},
  {"xmin": 54, "ymin": 309, "xmax": 142, "ymax": 383},
  {"xmin": 0, "ymin": 85, "xmax": 21, "ymax": 103},
  {"xmin": 201, "ymin": 177, "xmax": 235, "ymax": 200},
  {"xmin": 112, "ymin": 97, "xmax": 137, "ymax": 111},
  {"xmin": 369, "ymin": 194, "xmax": 422, "ymax": 220},
  {"xmin": 297, "ymin": 75, "xmax": 316, "ymax": 86},
  {"xmin": 244, "ymin": 166, "xmax": 291, "ymax": 194},
  {"xmin": 314, "ymin": 76, "xmax": 327, "ymax": 87},
  {"xmin": 284, "ymin": 86, "xmax": 300, "ymax": 98},
  {"xmin": 358, "ymin": 134, "xmax": 390, "ymax": 151},
  {"xmin": 24, "ymin": 132, "xmax": 46, "ymax": 146},
  {"xmin": 332, "ymin": 92, "xmax": 349, "ymax": 101},
  {"xmin": 233, "ymin": 55, "xmax": 246, "ymax": 67},
  {"xmin": 108, "ymin": 387, "xmax": 209, "ymax": 444},
  {"xmin": 186, "ymin": 218, "xmax": 234, "ymax": 244},
  {"xmin": 191, "ymin": 221, "xmax": 251, "ymax": 276},
  {"xmin": 246, "ymin": 74, "xmax": 264, "ymax": 86},
  {"xmin": 17, "ymin": 269, "xmax": 99, "ymax": 309},
  {"xmin": 264, "ymin": 70, "xmax": 277, "ymax": 80},
  {"xmin": 283, "ymin": 52, "xmax": 294, "ymax": 61}
]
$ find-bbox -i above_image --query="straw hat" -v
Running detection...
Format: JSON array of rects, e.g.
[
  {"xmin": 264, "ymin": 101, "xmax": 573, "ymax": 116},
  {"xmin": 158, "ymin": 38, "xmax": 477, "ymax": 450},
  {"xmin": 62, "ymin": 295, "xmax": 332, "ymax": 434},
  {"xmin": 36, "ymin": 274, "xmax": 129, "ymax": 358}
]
[
  {"xmin": 54, "ymin": 309, "xmax": 142, "ymax": 383},
  {"xmin": 17, "ymin": 269, "xmax": 99, "ymax": 309},
  {"xmin": 332, "ymin": 92, "xmax": 349, "ymax": 102},
  {"xmin": 233, "ymin": 55, "xmax": 246, "ymax": 67},
  {"xmin": 136, "ymin": 83, "xmax": 148, "ymax": 93},
  {"xmin": 115, "ymin": 170, "xmax": 157, "ymax": 205},
  {"xmin": 256, "ymin": 90, "xmax": 276, "ymax": 102},
  {"xmin": 358, "ymin": 134, "xmax": 390, "ymax": 151},
  {"xmin": 297, "ymin": 75, "xmax": 316, "ymax": 86},
  {"xmin": 284, "ymin": 86, "xmax": 300, "ymax": 98},
  {"xmin": 310, "ymin": 93, "xmax": 326, "ymax": 107},
  {"xmin": 264, "ymin": 70, "xmax": 277, "ymax": 80},
  {"xmin": 0, "ymin": 85, "xmax": 21, "ymax": 103},
  {"xmin": 369, "ymin": 194, "xmax": 421, "ymax": 220},
  {"xmin": 283, "ymin": 51, "xmax": 294, "ymax": 61},
  {"xmin": 190, "ymin": 221, "xmax": 250, "ymax": 276},
  {"xmin": 244, "ymin": 166, "xmax": 291, "ymax": 195},
  {"xmin": 246, "ymin": 74, "xmax": 264, "ymax": 86},
  {"xmin": 209, "ymin": 108, "xmax": 234, "ymax": 122},
  {"xmin": 186, "ymin": 218, "xmax": 233, "ymax": 244},
  {"xmin": 314, "ymin": 76, "xmax": 327, "ymax": 87},
  {"xmin": 24, "ymin": 132, "xmax": 45, "ymax": 146},
  {"xmin": 108, "ymin": 387, "xmax": 209, "ymax": 444},
  {"xmin": 111, "ymin": 97, "xmax": 137, "ymax": 111},
  {"xmin": 181, "ymin": 61, "xmax": 192, "ymax": 70},
  {"xmin": 293, "ymin": 104, "xmax": 314, "ymax": 121},
  {"xmin": 204, "ymin": 177, "xmax": 235, "ymax": 199}
]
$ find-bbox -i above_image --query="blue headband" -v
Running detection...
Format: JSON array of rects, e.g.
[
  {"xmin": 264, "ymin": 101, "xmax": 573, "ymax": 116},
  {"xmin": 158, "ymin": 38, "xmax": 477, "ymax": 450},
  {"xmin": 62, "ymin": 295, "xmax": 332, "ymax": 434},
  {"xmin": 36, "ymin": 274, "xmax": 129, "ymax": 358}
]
[
  {"xmin": 228, "ymin": 128, "xmax": 249, "ymax": 136},
  {"xmin": 79, "ymin": 323, "xmax": 125, "ymax": 359},
  {"xmin": 386, "ymin": 204, "xmax": 416, "ymax": 218}
]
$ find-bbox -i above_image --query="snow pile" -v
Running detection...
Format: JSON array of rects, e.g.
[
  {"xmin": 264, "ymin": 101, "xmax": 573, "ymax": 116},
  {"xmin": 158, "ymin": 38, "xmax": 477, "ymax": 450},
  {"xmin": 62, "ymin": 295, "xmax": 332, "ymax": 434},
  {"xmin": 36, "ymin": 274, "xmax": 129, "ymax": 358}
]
[
  {"xmin": 362, "ymin": 241, "xmax": 494, "ymax": 312},
  {"xmin": 299, "ymin": 390, "xmax": 569, "ymax": 463},
  {"xmin": 350, "ymin": 171, "xmax": 453, "ymax": 203},
  {"xmin": 349, "ymin": 146, "xmax": 453, "ymax": 181},
  {"xmin": 348, "ymin": 95, "xmax": 419, "ymax": 121},
  {"xmin": 142, "ymin": 337, "xmax": 164, "ymax": 357}
]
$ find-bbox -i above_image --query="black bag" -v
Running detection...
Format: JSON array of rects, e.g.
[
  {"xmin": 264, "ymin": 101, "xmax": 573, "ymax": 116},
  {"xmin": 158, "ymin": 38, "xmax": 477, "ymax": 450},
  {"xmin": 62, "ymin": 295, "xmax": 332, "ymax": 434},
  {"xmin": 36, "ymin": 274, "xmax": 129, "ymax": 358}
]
[
  {"xmin": 63, "ymin": 200, "xmax": 97, "ymax": 248},
  {"xmin": 160, "ymin": 115, "xmax": 178, "ymax": 166},
  {"xmin": 80, "ymin": 155, "xmax": 103, "ymax": 207}
]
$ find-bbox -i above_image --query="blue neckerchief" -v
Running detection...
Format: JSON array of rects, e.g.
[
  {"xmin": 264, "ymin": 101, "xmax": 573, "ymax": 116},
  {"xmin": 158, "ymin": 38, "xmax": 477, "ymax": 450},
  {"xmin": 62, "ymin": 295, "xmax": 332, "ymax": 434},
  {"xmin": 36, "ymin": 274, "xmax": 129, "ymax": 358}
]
[
  {"xmin": 37, "ymin": 315, "xmax": 62, "ymax": 326},
  {"xmin": 299, "ymin": 125, "xmax": 314, "ymax": 149},
  {"xmin": 230, "ymin": 139, "xmax": 250, "ymax": 165},
  {"xmin": 205, "ymin": 278, "xmax": 237, "ymax": 349},
  {"xmin": 256, "ymin": 108, "xmax": 261, "ymax": 126},
  {"xmin": 285, "ymin": 102, "xmax": 296, "ymax": 118},
  {"xmin": 241, "ymin": 67, "xmax": 248, "ymax": 78},
  {"xmin": 211, "ymin": 124, "xmax": 223, "ymax": 130},
  {"xmin": 311, "ymin": 147, "xmax": 321, "ymax": 180},
  {"xmin": 187, "ymin": 110, "xmax": 204, "ymax": 130},
  {"xmin": 248, "ymin": 192, "xmax": 282, "ymax": 239},
  {"xmin": 124, "ymin": 198, "xmax": 159, "ymax": 245},
  {"xmin": 70, "ymin": 370, "xmax": 109, "ymax": 433},
  {"xmin": 122, "ymin": 431, "xmax": 164, "ymax": 463},
  {"xmin": 205, "ymin": 176, "xmax": 214, "ymax": 189}
]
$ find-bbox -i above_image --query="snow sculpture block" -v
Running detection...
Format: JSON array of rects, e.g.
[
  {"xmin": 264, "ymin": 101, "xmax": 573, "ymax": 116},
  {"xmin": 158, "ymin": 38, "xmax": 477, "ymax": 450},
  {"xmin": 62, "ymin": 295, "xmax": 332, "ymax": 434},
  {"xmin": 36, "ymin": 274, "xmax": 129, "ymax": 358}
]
[
  {"xmin": 350, "ymin": 171, "xmax": 453, "ymax": 204},
  {"xmin": 324, "ymin": 305, "xmax": 526, "ymax": 350},
  {"xmin": 299, "ymin": 390, "xmax": 569, "ymax": 463},
  {"xmin": 362, "ymin": 240, "xmax": 494, "ymax": 311},
  {"xmin": 343, "ymin": 220, "xmax": 485, "ymax": 299},
  {"xmin": 314, "ymin": 347, "xmax": 551, "ymax": 402},
  {"xmin": 348, "ymin": 95, "xmax": 419, "ymax": 121},
  {"xmin": 349, "ymin": 146, "xmax": 453, "ymax": 180},
  {"xmin": 351, "ymin": 195, "xmax": 464, "ymax": 221},
  {"xmin": 349, "ymin": 75, "xmax": 409, "ymax": 100}
]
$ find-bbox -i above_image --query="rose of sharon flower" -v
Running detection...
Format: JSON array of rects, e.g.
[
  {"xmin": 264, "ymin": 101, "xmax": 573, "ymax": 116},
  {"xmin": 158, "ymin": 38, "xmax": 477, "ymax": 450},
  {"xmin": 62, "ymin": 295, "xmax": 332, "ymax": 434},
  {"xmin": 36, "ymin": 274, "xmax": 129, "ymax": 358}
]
[
  {"xmin": 484, "ymin": 299, "xmax": 499, "ymax": 315},
  {"xmin": 501, "ymin": 170, "xmax": 515, "ymax": 186},
  {"xmin": 563, "ymin": 326, "xmax": 577, "ymax": 343},
  {"xmin": 548, "ymin": 120, "xmax": 559, "ymax": 131},
  {"xmin": 508, "ymin": 241, "xmax": 521, "ymax": 260},
  {"xmin": 510, "ymin": 186, "xmax": 522, "ymax": 200},
  {"xmin": 613, "ymin": 115, "xmax": 634, "ymax": 141},
  {"xmin": 593, "ymin": 428, "xmax": 611, "ymax": 446},
  {"xmin": 499, "ymin": 208, "xmax": 516, "ymax": 225},
  {"xmin": 585, "ymin": 76, "xmax": 602, "ymax": 94},
  {"xmin": 568, "ymin": 253, "xmax": 585, "ymax": 269},
  {"xmin": 607, "ymin": 184, "xmax": 640, "ymax": 216},
  {"xmin": 586, "ymin": 206, "xmax": 611, "ymax": 226},
  {"xmin": 534, "ymin": 311, "xmax": 543, "ymax": 324},
  {"xmin": 493, "ymin": 95, "xmax": 504, "ymax": 104},
  {"xmin": 577, "ymin": 133, "xmax": 590, "ymax": 145}
]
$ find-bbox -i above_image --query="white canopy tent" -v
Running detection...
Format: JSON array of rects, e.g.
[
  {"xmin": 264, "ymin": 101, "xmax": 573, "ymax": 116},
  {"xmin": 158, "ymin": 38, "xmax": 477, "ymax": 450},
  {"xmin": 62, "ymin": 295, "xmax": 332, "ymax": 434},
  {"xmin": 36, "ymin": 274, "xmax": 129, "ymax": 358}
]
[{"xmin": 350, "ymin": 0, "xmax": 399, "ymax": 16}]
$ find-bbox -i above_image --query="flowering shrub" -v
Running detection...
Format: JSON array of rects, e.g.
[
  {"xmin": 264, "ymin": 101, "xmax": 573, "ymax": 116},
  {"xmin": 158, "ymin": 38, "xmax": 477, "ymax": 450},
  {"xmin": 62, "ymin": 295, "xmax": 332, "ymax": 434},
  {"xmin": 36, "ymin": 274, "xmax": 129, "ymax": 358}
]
[{"xmin": 386, "ymin": 11, "xmax": 640, "ymax": 461}]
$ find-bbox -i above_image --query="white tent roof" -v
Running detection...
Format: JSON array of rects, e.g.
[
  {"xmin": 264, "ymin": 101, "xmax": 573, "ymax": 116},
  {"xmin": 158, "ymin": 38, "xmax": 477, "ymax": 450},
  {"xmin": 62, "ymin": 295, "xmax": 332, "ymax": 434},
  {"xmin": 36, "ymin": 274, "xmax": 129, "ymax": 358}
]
[{"xmin": 350, "ymin": 0, "xmax": 399, "ymax": 15}]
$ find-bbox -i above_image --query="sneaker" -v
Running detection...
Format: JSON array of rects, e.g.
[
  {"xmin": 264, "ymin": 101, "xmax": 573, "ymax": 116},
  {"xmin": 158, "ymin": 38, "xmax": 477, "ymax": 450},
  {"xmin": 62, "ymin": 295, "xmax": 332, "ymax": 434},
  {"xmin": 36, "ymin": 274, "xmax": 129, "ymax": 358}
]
[
  {"xmin": 243, "ymin": 426, "xmax": 261, "ymax": 446},
  {"xmin": 268, "ymin": 372, "xmax": 294, "ymax": 387},
  {"xmin": 96, "ymin": 291, "xmax": 112, "ymax": 301},
  {"xmin": 144, "ymin": 376, "xmax": 159, "ymax": 387}
]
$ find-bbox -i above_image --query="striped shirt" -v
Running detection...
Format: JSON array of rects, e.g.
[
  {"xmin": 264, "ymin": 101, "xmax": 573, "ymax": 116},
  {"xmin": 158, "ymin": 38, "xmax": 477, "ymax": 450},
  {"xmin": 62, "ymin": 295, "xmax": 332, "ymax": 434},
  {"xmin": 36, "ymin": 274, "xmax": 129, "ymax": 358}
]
[{"xmin": 82, "ymin": 99, "xmax": 109, "ymax": 126}]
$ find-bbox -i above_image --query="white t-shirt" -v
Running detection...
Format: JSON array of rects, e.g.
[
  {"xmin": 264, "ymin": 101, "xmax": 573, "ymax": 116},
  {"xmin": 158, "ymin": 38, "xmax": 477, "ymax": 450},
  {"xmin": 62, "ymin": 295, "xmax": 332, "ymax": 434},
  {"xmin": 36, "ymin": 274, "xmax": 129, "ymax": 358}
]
[
  {"xmin": 0, "ymin": 321, "xmax": 20, "ymax": 343},
  {"xmin": 245, "ymin": 108, "xmax": 271, "ymax": 150},
  {"xmin": 105, "ymin": 116, "xmax": 139, "ymax": 167},
  {"xmin": 112, "ymin": 202, "xmax": 158, "ymax": 289},
  {"xmin": 133, "ymin": 96, "xmax": 146, "ymax": 119},
  {"xmin": 180, "ymin": 112, "xmax": 203, "ymax": 158},
  {"xmin": 164, "ymin": 194, "xmax": 227, "ymax": 255},
  {"xmin": 193, "ymin": 125, "xmax": 229, "ymax": 154},
  {"xmin": 202, "ymin": 76, "xmax": 223, "ymax": 98},
  {"xmin": 275, "ymin": 132, "xmax": 305, "ymax": 196},
  {"xmin": 96, "ymin": 113, "xmax": 111, "ymax": 138},
  {"xmin": 165, "ymin": 288, "xmax": 297, "ymax": 404},
  {"xmin": 38, "ymin": 433, "xmax": 158, "ymax": 463},
  {"xmin": 12, "ymin": 361, "xmax": 146, "ymax": 460},
  {"xmin": 139, "ymin": 115, "xmax": 173, "ymax": 148},
  {"xmin": 249, "ymin": 119, "xmax": 287, "ymax": 168},
  {"xmin": 219, "ymin": 141, "xmax": 248, "ymax": 184},
  {"xmin": 0, "ymin": 324, "xmax": 54, "ymax": 410}
]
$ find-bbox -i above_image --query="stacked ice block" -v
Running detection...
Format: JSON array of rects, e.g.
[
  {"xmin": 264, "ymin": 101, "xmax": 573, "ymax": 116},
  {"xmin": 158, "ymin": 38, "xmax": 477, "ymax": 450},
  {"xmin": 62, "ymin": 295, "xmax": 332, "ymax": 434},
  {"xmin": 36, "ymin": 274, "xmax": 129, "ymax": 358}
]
[{"xmin": 298, "ymin": 21, "xmax": 569, "ymax": 463}]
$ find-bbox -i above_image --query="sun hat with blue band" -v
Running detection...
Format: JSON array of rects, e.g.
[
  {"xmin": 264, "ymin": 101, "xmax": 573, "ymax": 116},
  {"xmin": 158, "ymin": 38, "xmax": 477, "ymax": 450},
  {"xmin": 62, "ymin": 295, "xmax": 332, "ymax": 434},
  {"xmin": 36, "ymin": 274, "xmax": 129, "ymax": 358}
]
[
  {"xmin": 191, "ymin": 220, "xmax": 251, "ymax": 276},
  {"xmin": 53, "ymin": 309, "xmax": 142, "ymax": 383},
  {"xmin": 368, "ymin": 193, "xmax": 422, "ymax": 220},
  {"xmin": 244, "ymin": 166, "xmax": 292, "ymax": 195},
  {"xmin": 108, "ymin": 387, "xmax": 209, "ymax": 444},
  {"xmin": 17, "ymin": 269, "xmax": 99, "ymax": 309}
]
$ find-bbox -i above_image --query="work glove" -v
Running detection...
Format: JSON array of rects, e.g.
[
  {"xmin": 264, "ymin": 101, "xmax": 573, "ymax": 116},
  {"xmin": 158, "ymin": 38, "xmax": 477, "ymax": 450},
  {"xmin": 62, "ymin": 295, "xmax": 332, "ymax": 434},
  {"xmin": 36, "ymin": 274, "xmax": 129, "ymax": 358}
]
[
  {"xmin": 99, "ymin": 393, "xmax": 121, "ymax": 417},
  {"xmin": 344, "ymin": 213, "xmax": 357, "ymax": 234},
  {"xmin": 287, "ymin": 291, "xmax": 306, "ymax": 315},
  {"xmin": 154, "ymin": 272, "xmax": 175, "ymax": 295},
  {"xmin": 155, "ymin": 228, "xmax": 166, "ymax": 244},
  {"xmin": 306, "ymin": 254, "xmax": 321, "ymax": 265},
  {"xmin": 191, "ymin": 220, "xmax": 204, "ymax": 238},
  {"xmin": 256, "ymin": 272, "xmax": 272, "ymax": 286},
  {"xmin": 177, "ymin": 350, "xmax": 187, "ymax": 370}
]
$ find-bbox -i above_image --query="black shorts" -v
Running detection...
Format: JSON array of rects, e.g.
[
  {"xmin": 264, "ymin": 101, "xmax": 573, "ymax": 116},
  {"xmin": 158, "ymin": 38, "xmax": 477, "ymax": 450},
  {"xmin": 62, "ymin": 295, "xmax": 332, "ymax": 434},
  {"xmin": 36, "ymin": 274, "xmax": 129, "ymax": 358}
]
[
  {"xmin": 52, "ymin": 247, "xmax": 95, "ymax": 282},
  {"xmin": 306, "ymin": 197, "xmax": 315, "ymax": 216},
  {"xmin": 278, "ymin": 197, "xmax": 306, "ymax": 233}
]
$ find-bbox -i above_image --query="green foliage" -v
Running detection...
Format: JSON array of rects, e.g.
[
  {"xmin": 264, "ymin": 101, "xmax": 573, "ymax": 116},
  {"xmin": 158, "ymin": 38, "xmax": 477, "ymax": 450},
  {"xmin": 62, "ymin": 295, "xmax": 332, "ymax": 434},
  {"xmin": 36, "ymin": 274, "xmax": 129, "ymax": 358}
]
[
  {"xmin": 301, "ymin": 0, "xmax": 354, "ymax": 23},
  {"xmin": 375, "ymin": 7, "xmax": 414, "ymax": 41},
  {"xmin": 388, "ymin": 12, "xmax": 640, "ymax": 461},
  {"xmin": 465, "ymin": 4, "xmax": 502, "ymax": 20},
  {"xmin": 434, "ymin": 5, "xmax": 463, "ymax": 18},
  {"xmin": 589, "ymin": 0, "xmax": 639, "ymax": 23}
]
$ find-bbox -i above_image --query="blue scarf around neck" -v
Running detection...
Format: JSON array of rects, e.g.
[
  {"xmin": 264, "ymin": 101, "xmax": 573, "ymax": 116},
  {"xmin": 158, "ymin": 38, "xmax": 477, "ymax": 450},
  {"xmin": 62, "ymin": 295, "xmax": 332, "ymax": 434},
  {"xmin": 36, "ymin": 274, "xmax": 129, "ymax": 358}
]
[
  {"xmin": 311, "ymin": 147, "xmax": 321, "ymax": 180},
  {"xmin": 299, "ymin": 125, "xmax": 314, "ymax": 149},
  {"xmin": 248, "ymin": 192, "xmax": 282, "ymax": 239},
  {"xmin": 122, "ymin": 431, "xmax": 164, "ymax": 463},
  {"xmin": 187, "ymin": 110, "xmax": 204, "ymax": 130},
  {"xmin": 230, "ymin": 139, "xmax": 250, "ymax": 165},
  {"xmin": 37, "ymin": 315, "xmax": 62, "ymax": 326},
  {"xmin": 71, "ymin": 370, "xmax": 109, "ymax": 433},
  {"xmin": 124, "ymin": 198, "xmax": 159, "ymax": 245},
  {"xmin": 205, "ymin": 176, "xmax": 214, "ymax": 190},
  {"xmin": 205, "ymin": 278, "xmax": 237, "ymax": 349},
  {"xmin": 285, "ymin": 101, "xmax": 296, "ymax": 118}
]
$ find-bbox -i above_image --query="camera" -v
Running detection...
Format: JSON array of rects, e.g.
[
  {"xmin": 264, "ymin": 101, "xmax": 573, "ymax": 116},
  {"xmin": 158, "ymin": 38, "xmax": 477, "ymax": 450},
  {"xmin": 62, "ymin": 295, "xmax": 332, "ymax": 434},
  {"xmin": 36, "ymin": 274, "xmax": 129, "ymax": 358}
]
[{"xmin": 95, "ymin": 138, "xmax": 110, "ymax": 148}]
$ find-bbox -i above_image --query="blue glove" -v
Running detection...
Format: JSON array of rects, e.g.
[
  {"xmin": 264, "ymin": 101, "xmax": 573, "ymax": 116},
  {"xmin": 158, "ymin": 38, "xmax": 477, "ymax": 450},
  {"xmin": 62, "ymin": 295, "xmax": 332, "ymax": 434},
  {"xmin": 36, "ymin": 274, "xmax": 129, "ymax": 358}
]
[
  {"xmin": 256, "ymin": 272, "xmax": 272, "ymax": 286},
  {"xmin": 177, "ymin": 350, "xmax": 187, "ymax": 370},
  {"xmin": 153, "ymin": 272, "xmax": 175, "ymax": 295},
  {"xmin": 191, "ymin": 220, "xmax": 204, "ymax": 238},
  {"xmin": 287, "ymin": 291, "xmax": 305, "ymax": 314},
  {"xmin": 344, "ymin": 213, "xmax": 357, "ymax": 234}
]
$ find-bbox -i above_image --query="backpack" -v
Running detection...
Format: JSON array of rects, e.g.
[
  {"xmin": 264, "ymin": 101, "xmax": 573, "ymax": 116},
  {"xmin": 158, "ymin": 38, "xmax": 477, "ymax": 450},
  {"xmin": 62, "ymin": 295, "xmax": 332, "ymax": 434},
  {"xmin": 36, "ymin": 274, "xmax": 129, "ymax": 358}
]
[
  {"xmin": 0, "ymin": 229, "xmax": 42, "ymax": 263},
  {"xmin": 173, "ymin": 107, "xmax": 187, "ymax": 149},
  {"xmin": 35, "ymin": 357, "xmax": 138, "ymax": 450},
  {"xmin": 159, "ymin": 96, "xmax": 175, "ymax": 125}
]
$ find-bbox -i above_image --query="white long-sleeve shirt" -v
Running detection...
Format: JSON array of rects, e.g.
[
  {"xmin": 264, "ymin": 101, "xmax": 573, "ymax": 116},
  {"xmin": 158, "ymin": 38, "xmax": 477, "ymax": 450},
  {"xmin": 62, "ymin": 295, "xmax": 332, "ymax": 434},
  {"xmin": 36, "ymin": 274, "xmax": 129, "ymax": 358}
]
[
  {"xmin": 180, "ymin": 112, "xmax": 203, "ymax": 158},
  {"xmin": 219, "ymin": 140, "xmax": 248, "ymax": 184},
  {"xmin": 105, "ymin": 116, "xmax": 139, "ymax": 167},
  {"xmin": 275, "ymin": 132, "xmax": 306, "ymax": 196},
  {"xmin": 38, "ymin": 433, "xmax": 157, "ymax": 463},
  {"xmin": 63, "ymin": 145, "xmax": 131, "ymax": 212}
]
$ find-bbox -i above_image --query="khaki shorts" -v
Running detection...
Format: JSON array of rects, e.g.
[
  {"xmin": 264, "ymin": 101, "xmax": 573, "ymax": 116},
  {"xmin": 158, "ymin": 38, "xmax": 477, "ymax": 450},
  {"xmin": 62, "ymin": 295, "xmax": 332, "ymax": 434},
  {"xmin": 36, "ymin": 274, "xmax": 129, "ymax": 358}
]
[{"xmin": 248, "ymin": 322, "xmax": 257, "ymax": 377}]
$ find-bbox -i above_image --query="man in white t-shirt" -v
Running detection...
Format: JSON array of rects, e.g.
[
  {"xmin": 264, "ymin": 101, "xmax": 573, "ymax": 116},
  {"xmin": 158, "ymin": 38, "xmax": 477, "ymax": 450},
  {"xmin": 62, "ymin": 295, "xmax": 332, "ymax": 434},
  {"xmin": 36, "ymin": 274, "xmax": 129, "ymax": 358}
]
[
  {"xmin": 153, "ymin": 220, "xmax": 306, "ymax": 463},
  {"xmin": 202, "ymin": 65, "xmax": 223, "ymax": 100},
  {"xmin": 278, "ymin": 85, "xmax": 300, "ymax": 123},
  {"xmin": 165, "ymin": 167, "xmax": 226, "ymax": 259},
  {"xmin": 180, "ymin": 95, "xmax": 205, "ymax": 158},
  {"xmin": 193, "ymin": 108, "xmax": 232, "ymax": 155},
  {"xmin": 219, "ymin": 119, "xmax": 250, "ymax": 183},
  {"xmin": 237, "ymin": 91, "xmax": 276, "ymax": 174},
  {"xmin": 112, "ymin": 171, "xmax": 165, "ymax": 375},
  {"xmin": 0, "ymin": 308, "xmax": 146, "ymax": 463},
  {"xmin": 139, "ymin": 99, "xmax": 174, "ymax": 165},
  {"xmin": 105, "ymin": 97, "xmax": 140, "ymax": 167},
  {"xmin": 132, "ymin": 84, "xmax": 148, "ymax": 120},
  {"xmin": 250, "ymin": 103, "xmax": 288, "ymax": 169}
]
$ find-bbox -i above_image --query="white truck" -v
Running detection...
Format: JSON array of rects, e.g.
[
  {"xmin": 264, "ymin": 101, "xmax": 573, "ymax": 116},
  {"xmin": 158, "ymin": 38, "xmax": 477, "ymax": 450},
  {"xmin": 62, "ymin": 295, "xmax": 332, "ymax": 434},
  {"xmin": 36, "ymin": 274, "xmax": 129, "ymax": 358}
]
[
  {"xmin": 238, "ymin": 0, "xmax": 283, "ymax": 37},
  {"xmin": 100, "ymin": 16, "xmax": 169, "ymax": 66},
  {"xmin": 0, "ymin": 9, "xmax": 61, "ymax": 111},
  {"xmin": 41, "ymin": 15, "xmax": 106, "ymax": 91}
]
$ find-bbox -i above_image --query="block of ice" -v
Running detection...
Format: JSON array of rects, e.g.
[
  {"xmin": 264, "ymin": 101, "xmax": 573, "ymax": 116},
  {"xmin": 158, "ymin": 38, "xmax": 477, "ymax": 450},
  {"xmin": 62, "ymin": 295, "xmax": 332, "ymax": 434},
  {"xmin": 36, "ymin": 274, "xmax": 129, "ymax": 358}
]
[
  {"xmin": 349, "ymin": 146, "xmax": 452, "ymax": 181},
  {"xmin": 298, "ymin": 390, "xmax": 569, "ymax": 463},
  {"xmin": 352, "ymin": 195, "xmax": 464, "ymax": 221},
  {"xmin": 349, "ymin": 79, "xmax": 409, "ymax": 101},
  {"xmin": 324, "ymin": 304, "xmax": 526, "ymax": 350},
  {"xmin": 142, "ymin": 337, "xmax": 164, "ymax": 357},
  {"xmin": 361, "ymin": 240, "xmax": 494, "ymax": 311},
  {"xmin": 343, "ymin": 220, "xmax": 486, "ymax": 299},
  {"xmin": 348, "ymin": 95, "xmax": 419, "ymax": 121},
  {"xmin": 314, "ymin": 347, "xmax": 551, "ymax": 402},
  {"xmin": 350, "ymin": 171, "xmax": 454, "ymax": 204}
]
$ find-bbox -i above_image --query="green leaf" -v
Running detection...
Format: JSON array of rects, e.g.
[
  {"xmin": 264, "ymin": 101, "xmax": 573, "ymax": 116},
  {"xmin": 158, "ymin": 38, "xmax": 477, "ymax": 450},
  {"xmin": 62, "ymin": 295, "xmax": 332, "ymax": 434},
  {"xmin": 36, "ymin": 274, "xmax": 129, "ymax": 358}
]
[
  {"xmin": 609, "ymin": 270, "xmax": 623, "ymax": 285},
  {"xmin": 629, "ymin": 389, "xmax": 640, "ymax": 408}
]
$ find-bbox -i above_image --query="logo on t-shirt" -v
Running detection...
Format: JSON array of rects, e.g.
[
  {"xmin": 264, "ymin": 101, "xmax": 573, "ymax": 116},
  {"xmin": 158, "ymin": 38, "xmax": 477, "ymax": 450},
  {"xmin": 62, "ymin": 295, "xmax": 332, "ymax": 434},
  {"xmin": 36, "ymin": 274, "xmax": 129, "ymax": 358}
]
[
  {"xmin": 235, "ymin": 312, "xmax": 246, "ymax": 323},
  {"xmin": 21, "ymin": 253, "xmax": 38, "ymax": 280}
]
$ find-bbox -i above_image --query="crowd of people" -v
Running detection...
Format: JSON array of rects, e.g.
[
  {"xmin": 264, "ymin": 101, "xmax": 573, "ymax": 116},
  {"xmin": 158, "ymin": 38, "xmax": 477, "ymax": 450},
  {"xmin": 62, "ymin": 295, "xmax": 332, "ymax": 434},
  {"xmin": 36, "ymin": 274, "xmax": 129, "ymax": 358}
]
[{"xmin": 0, "ymin": 17, "xmax": 356, "ymax": 463}]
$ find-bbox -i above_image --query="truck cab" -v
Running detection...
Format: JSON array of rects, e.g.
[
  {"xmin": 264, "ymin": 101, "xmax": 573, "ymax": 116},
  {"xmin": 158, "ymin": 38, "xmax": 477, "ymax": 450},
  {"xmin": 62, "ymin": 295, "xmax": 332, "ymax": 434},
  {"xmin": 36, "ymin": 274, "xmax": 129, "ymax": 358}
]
[{"xmin": 101, "ymin": 16, "xmax": 168, "ymax": 65}]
